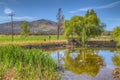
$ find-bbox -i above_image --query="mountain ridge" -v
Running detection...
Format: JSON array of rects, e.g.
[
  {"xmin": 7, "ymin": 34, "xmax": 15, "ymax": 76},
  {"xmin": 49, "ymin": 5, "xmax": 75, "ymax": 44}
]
[{"xmin": 0, "ymin": 19, "xmax": 63, "ymax": 35}]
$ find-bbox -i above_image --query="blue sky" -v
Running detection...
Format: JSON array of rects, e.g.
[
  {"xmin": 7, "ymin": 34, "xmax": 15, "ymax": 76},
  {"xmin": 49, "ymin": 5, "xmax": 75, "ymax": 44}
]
[{"xmin": 0, "ymin": 0, "xmax": 120, "ymax": 31}]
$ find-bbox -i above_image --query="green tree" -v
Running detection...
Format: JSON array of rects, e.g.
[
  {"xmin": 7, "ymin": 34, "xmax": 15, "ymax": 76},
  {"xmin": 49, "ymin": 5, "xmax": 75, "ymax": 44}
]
[
  {"xmin": 64, "ymin": 16, "xmax": 84, "ymax": 39},
  {"xmin": 64, "ymin": 9, "xmax": 105, "ymax": 46},
  {"xmin": 111, "ymin": 26, "xmax": 120, "ymax": 46},
  {"xmin": 64, "ymin": 20, "xmax": 71, "ymax": 37},
  {"xmin": 20, "ymin": 21, "xmax": 30, "ymax": 39},
  {"xmin": 112, "ymin": 26, "xmax": 120, "ymax": 38}
]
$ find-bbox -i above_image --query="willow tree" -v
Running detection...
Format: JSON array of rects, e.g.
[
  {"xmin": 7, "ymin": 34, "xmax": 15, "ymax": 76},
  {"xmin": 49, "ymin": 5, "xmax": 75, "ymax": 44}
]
[
  {"xmin": 64, "ymin": 16, "xmax": 84, "ymax": 39},
  {"xmin": 111, "ymin": 26, "xmax": 120, "ymax": 46},
  {"xmin": 64, "ymin": 9, "xmax": 105, "ymax": 46}
]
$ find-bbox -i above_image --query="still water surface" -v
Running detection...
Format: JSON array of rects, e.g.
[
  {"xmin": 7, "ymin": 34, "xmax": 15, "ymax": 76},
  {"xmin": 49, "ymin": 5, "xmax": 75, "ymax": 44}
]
[{"xmin": 49, "ymin": 48, "xmax": 120, "ymax": 80}]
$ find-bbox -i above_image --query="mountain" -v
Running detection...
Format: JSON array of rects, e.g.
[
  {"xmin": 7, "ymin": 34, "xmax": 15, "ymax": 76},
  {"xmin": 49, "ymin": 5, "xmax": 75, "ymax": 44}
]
[{"xmin": 0, "ymin": 19, "xmax": 63, "ymax": 35}]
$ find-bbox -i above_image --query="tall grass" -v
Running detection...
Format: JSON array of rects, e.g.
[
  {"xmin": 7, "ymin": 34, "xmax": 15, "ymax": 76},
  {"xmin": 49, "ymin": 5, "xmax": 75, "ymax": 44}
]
[{"xmin": 0, "ymin": 45, "xmax": 58, "ymax": 80}]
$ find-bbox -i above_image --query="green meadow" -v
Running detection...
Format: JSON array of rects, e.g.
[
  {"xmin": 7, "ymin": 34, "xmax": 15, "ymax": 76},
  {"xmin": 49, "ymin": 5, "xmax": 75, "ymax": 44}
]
[{"xmin": 0, "ymin": 35, "xmax": 65, "ymax": 42}]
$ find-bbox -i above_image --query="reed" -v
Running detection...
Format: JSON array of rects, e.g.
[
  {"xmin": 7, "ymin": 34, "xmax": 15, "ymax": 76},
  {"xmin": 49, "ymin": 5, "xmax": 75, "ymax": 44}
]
[{"xmin": 0, "ymin": 45, "xmax": 58, "ymax": 80}]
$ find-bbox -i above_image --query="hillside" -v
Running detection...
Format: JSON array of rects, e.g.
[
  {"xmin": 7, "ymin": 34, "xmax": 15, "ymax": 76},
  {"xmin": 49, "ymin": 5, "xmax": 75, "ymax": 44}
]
[{"xmin": 0, "ymin": 19, "xmax": 63, "ymax": 35}]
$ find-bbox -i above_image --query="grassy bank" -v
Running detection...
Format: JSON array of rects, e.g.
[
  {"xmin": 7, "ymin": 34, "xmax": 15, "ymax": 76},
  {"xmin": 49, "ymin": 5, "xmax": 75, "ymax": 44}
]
[
  {"xmin": 0, "ymin": 45, "xmax": 58, "ymax": 80},
  {"xmin": 0, "ymin": 35, "xmax": 112, "ymax": 46},
  {"xmin": 0, "ymin": 35, "xmax": 66, "ymax": 42},
  {"xmin": 0, "ymin": 35, "xmax": 66, "ymax": 46},
  {"xmin": 0, "ymin": 40, "xmax": 67, "ymax": 46}
]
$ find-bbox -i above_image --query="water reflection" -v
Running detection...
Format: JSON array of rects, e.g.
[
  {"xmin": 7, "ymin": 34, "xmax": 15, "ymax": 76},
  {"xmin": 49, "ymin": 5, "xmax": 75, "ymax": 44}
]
[
  {"xmin": 64, "ymin": 48, "xmax": 105, "ymax": 77},
  {"xmin": 49, "ymin": 48, "xmax": 118, "ymax": 80},
  {"xmin": 112, "ymin": 49, "xmax": 120, "ymax": 67},
  {"xmin": 112, "ymin": 49, "xmax": 120, "ymax": 80}
]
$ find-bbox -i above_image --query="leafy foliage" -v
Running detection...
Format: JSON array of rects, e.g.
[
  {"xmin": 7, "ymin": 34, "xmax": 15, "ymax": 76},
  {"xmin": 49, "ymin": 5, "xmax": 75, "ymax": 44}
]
[
  {"xmin": 112, "ymin": 26, "xmax": 120, "ymax": 38},
  {"xmin": 111, "ymin": 26, "xmax": 120, "ymax": 46},
  {"xmin": 20, "ymin": 21, "xmax": 30, "ymax": 39},
  {"xmin": 64, "ymin": 9, "xmax": 105, "ymax": 46}
]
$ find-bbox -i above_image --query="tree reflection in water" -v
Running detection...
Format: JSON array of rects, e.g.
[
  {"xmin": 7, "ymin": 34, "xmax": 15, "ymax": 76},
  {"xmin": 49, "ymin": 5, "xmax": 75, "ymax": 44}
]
[
  {"xmin": 112, "ymin": 49, "xmax": 120, "ymax": 80},
  {"xmin": 112, "ymin": 49, "xmax": 120, "ymax": 66},
  {"xmin": 64, "ymin": 48, "xmax": 104, "ymax": 77}
]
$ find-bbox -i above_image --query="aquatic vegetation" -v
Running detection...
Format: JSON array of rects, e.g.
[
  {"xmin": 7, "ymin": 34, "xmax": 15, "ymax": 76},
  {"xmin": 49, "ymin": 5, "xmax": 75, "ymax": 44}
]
[{"xmin": 0, "ymin": 45, "xmax": 58, "ymax": 80}]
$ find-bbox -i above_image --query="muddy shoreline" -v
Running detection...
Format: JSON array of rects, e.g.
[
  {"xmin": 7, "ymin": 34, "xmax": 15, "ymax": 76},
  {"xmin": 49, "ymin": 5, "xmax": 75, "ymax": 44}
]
[{"xmin": 21, "ymin": 40, "xmax": 117, "ymax": 49}]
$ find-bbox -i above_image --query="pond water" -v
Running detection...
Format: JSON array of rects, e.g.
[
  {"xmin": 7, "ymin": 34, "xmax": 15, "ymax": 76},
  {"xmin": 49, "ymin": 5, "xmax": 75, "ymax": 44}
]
[{"xmin": 49, "ymin": 48, "xmax": 120, "ymax": 80}]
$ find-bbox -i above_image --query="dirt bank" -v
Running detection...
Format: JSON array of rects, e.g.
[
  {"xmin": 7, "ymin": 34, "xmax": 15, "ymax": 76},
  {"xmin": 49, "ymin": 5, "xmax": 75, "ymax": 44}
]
[{"xmin": 21, "ymin": 40, "xmax": 117, "ymax": 49}]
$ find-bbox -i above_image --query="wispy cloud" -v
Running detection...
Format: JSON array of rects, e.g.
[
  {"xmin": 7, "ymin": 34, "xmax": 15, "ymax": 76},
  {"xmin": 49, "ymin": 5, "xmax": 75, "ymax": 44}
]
[
  {"xmin": 13, "ymin": 16, "xmax": 37, "ymax": 20},
  {"xmin": 4, "ymin": 8, "xmax": 13, "ymax": 14},
  {"xmin": 10, "ymin": 0, "xmax": 17, "ymax": 2},
  {"xmin": 107, "ymin": 18, "xmax": 120, "ymax": 21},
  {"xmin": 0, "ymin": 16, "xmax": 37, "ymax": 21},
  {"xmin": 3, "ymin": 7, "xmax": 36, "ymax": 21},
  {"xmin": 69, "ymin": 1, "xmax": 120, "ymax": 13},
  {"xmin": 9, "ymin": 0, "xmax": 18, "ymax": 4},
  {"xmin": 0, "ymin": 2, "xmax": 6, "ymax": 7},
  {"xmin": 69, "ymin": 7, "xmax": 93, "ymax": 13},
  {"xmin": 0, "ymin": 2, "xmax": 5, "ymax": 5}
]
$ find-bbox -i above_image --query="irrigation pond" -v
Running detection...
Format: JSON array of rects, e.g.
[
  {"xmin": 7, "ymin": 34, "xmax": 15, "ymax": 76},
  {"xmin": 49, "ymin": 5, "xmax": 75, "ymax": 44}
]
[
  {"xmin": 0, "ymin": 46, "xmax": 120, "ymax": 80},
  {"xmin": 49, "ymin": 48, "xmax": 120, "ymax": 80}
]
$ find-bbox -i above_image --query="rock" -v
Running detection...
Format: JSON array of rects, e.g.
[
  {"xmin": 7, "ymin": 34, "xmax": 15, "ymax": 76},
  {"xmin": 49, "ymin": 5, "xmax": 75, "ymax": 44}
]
[{"xmin": 112, "ymin": 68, "xmax": 120, "ymax": 80}]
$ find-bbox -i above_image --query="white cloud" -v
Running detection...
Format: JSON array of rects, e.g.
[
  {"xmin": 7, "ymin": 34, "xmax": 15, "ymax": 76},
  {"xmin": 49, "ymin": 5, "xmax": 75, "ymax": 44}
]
[
  {"xmin": 4, "ymin": 8, "xmax": 13, "ymax": 14},
  {"xmin": 69, "ymin": 1, "xmax": 120, "ymax": 13}
]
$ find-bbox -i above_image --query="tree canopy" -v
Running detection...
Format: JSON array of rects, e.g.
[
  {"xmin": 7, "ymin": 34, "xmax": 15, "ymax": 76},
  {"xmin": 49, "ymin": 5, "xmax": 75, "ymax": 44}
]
[
  {"xmin": 112, "ymin": 26, "xmax": 120, "ymax": 46},
  {"xmin": 20, "ymin": 21, "xmax": 30, "ymax": 39},
  {"xmin": 112, "ymin": 26, "xmax": 120, "ymax": 38},
  {"xmin": 64, "ymin": 9, "xmax": 105, "ymax": 46}
]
